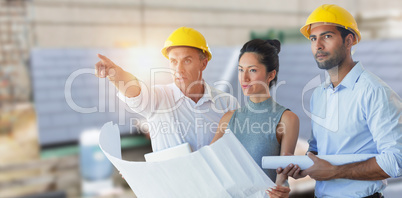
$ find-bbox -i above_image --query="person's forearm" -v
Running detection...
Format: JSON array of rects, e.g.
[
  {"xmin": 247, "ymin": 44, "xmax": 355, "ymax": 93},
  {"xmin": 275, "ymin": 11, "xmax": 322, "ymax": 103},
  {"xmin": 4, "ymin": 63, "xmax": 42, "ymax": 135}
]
[
  {"xmin": 307, "ymin": 151, "xmax": 317, "ymax": 155},
  {"xmin": 333, "ymin": 157, "xmax": 390, "ymax": 180},
  {"xmin": 108, "ymin": 67, "xmax": 141, "ymax": 98}
]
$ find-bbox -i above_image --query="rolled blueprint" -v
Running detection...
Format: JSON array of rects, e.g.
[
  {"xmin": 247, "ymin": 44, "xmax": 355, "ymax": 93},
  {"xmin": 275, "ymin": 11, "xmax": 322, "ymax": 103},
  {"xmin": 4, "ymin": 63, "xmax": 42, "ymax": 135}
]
[{"xmin": 262, "ymin": 154, "xmax": 377, "ymax": 170}]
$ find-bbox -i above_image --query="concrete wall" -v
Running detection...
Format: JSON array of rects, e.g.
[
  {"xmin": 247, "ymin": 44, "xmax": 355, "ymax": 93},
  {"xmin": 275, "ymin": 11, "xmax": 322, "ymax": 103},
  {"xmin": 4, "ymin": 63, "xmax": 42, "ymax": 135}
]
[{"xmin": 29, "ymin": 0, "xmax": 402, "ymax": 48}]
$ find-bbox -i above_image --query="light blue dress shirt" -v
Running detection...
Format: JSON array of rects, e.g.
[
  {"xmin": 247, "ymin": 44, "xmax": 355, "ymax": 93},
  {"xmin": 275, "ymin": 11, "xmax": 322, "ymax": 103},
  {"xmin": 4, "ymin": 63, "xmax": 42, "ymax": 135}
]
[{"xmin": 308, "ymin": 62, "xmax": 402, "ymax": 198}]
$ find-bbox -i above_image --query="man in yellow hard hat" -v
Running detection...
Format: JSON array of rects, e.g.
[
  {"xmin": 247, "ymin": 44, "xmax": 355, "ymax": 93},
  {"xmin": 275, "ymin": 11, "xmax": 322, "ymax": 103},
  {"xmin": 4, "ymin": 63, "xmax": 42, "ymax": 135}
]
[
  {"xmin": 95, "ymin": 27, "xmax": 238, "ymax": 152},
  {"xmin": 278, "ymin": 4, "xmax": 402, "ymax": 197}
]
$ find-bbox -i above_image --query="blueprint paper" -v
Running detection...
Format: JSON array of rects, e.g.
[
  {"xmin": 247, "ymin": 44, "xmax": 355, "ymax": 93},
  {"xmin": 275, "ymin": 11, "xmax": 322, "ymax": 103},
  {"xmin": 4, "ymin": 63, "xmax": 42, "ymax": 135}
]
[
  {"xmin": 98, "ymin": 122, "xmax": 274, "ymax": 198},
  {"xmin": 262, "ymin": 154, "xmax": 377, "ymax": 170},
  {"xmin": 144, "ymin": 142, "xmax": 192, "ymax": 162}
]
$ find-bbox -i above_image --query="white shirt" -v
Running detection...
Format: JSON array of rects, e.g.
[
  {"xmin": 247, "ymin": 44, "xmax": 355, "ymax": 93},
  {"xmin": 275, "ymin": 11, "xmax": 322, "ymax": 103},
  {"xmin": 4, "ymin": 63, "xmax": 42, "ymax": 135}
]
[{"xmin": 118, "ymin": 82, "xmax": 239, "ymax": 152}]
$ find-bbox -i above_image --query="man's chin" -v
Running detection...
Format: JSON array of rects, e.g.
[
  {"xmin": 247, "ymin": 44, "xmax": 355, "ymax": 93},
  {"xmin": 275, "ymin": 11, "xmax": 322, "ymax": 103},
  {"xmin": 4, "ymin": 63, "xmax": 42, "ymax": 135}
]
[{"xmin": 316, "ymin": 61, "xmax": 336, "ymax": 70}]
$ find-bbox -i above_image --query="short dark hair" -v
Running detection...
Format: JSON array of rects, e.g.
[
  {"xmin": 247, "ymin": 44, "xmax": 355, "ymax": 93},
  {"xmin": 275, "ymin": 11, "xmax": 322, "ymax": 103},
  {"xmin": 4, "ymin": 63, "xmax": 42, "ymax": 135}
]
[
  {"xmin": 336, "ymin": 26, "xmax": 354, "ymax": 43},
  {"xmin": 238, "ymin": 39, "xmax": 281, "ymax": 88}
]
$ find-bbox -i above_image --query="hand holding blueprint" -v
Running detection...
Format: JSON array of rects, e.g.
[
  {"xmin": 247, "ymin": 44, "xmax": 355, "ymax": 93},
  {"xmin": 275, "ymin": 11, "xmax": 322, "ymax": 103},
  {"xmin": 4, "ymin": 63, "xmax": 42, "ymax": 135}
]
[
  {"xmin": 262, "ymin": 154, "xmax": 377, "ymax": 170},
  {"xmin": 98, "ymin": 122, "xmax": 274, "ymax": 198}
]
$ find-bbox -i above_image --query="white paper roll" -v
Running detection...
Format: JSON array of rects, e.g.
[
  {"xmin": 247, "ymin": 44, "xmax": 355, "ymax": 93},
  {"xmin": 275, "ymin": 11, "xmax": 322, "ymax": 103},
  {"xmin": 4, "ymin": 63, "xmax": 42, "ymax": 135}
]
[{"xmin": 262, "ymin": 154, "xmax": 377, "ymax": 170}]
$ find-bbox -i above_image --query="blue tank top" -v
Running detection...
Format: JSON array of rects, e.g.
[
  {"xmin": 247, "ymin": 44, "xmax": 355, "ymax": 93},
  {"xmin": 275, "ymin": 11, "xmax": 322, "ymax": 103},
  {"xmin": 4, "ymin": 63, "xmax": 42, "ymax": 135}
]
[{"xmin": 228, "ymin": 97, "xmax": 288, "ymax": 182}]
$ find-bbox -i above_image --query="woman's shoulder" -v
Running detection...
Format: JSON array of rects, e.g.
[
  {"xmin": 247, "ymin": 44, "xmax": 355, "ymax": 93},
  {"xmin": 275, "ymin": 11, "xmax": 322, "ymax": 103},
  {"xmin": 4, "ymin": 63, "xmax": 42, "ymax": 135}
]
[{"xmin": 280, "ymin": 110, "xmax": 299, "ymax": 125}]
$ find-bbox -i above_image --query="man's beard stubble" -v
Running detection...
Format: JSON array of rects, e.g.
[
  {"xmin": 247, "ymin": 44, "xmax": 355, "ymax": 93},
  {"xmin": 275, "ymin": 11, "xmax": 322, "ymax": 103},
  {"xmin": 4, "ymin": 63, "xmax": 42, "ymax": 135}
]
[{"xmin": 315, "ymin": 44, "xmax": 347, "ymax": 70}]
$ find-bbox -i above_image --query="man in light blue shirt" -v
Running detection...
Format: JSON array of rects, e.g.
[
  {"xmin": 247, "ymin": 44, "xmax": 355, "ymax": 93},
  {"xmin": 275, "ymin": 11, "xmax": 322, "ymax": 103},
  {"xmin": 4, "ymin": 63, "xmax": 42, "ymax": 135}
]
[{"xmin": 278, "ymin": 4, "xmax": 402, "ymax": 197}]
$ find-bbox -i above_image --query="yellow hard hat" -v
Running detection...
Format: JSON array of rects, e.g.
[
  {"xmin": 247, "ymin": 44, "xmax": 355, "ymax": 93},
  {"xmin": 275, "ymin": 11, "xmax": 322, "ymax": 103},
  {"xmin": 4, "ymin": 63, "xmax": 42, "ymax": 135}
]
[
  {"xmin": 300, "ymin": 4, "xmax": 361, "ymax": 45},
  {"xmin": 161, "ymin": 27, "xmax": 212, "ymax": 61}
]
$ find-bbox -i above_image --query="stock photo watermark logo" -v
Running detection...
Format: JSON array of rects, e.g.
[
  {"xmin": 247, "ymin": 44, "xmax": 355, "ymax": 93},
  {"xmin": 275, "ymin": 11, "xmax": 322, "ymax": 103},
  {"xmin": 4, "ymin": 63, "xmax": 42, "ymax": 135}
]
[
  {"xmin": 64, "ymin": 67, "xmax": 339, "ymax": 132},
  {"xmin": 129, "ymin": 117, "xmax": 221, "ymax": 138},
  {"xmin": 231, "ymin": 117, "xmax": 281, "ymax": 134},
  {"xmin": 63, "ymin": 68, "xmax": 237, "ymax": 123},
  {"xmin": 302, "ymin": 74, "xmax": 340, "ymax": 133}
]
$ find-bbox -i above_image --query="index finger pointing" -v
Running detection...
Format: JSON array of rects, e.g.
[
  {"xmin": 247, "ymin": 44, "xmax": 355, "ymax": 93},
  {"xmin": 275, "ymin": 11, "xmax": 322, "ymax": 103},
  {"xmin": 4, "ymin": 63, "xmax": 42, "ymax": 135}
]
[{"xmin": 97, "ymin": 54, "xmax": 112, "ymax": 64}]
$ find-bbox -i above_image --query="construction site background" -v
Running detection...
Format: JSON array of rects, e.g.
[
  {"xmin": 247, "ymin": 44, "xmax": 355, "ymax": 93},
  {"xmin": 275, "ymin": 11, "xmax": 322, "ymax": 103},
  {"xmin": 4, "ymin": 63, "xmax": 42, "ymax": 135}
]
[{"xmin": 1, "ymin": 0, "xmax": 401, "ymax": 197}]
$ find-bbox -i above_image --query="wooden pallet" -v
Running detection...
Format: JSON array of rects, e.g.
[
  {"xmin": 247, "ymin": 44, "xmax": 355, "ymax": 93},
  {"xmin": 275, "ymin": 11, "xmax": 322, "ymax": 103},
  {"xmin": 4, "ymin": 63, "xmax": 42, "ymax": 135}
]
[
  {"xmin": 0, "ymin": 155, "xmax": 80, "ymax": 198},
  {"xmin": 0, "ymin": 103, "xmax": 39, "ymax": 165}
]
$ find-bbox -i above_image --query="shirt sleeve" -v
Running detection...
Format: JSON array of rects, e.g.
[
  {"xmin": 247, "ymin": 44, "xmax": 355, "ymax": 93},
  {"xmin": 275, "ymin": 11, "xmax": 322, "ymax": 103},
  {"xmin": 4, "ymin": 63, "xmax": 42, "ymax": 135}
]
[
  {"xmin": 307, "ymin": 130, "xmax": 318, "ymax": 154},
  {"xmin": 367, "ymin": 86, "xmax": 402, "ymax": 178},
  {"xmin": 116, "ymin": 83, "xmax": 157, "ymax": 119}
]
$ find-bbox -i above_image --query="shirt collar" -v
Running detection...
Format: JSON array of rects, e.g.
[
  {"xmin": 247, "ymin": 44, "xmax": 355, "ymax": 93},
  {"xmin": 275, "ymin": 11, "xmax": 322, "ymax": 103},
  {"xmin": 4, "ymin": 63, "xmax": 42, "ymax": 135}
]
[
  {"xmin": 172, "ymin": 80, "xmax": 214, "ymax": 103},
  {"xmin": 323, "ymin": 75, "xmax": 332, "ymax": 89},
  {"xmin": 201, "ymin": 82, "xmax": 213, "ymax": 103},
  {"xmin": 323, "ymin": 62, "xmax": 364, "ymax": 90},
  {"xmin": 339, "ymin": 62, "xmax": 364, "ymax": 90},
  {"xmin": 171, "ymin": 83, "xmax": 185, "ymax": 102}
]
